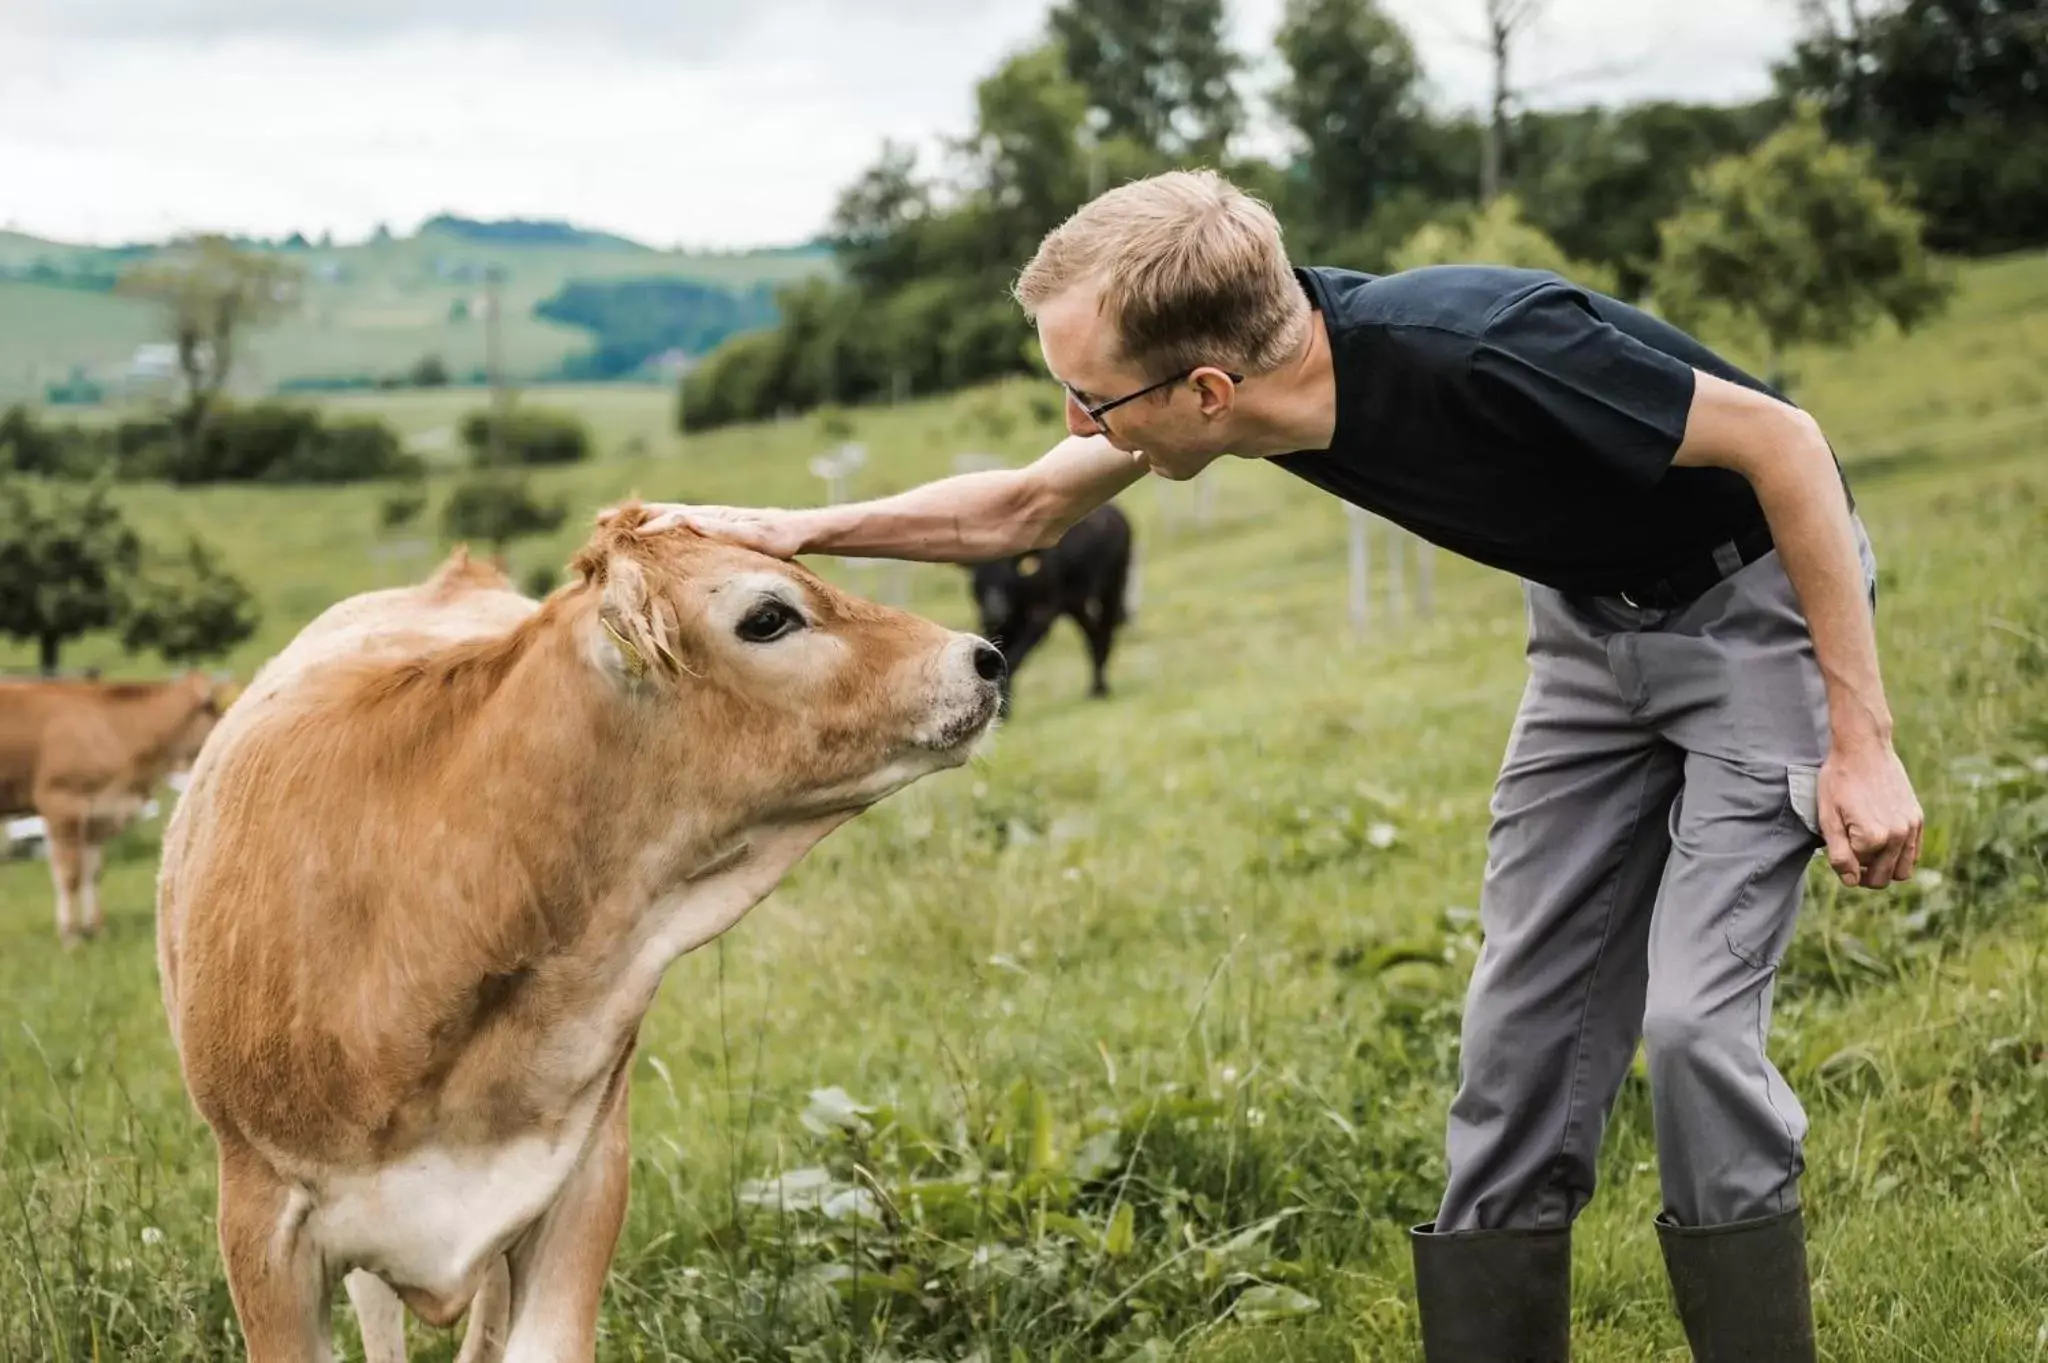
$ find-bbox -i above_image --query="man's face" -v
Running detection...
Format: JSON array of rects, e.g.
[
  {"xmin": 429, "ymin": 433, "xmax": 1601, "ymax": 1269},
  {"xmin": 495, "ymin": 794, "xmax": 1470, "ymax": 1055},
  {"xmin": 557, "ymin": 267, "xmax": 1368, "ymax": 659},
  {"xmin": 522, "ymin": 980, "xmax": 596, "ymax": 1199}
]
[{"xmin": 1034, "ymin": 282, "xmax": 1233, "ymax": 482}]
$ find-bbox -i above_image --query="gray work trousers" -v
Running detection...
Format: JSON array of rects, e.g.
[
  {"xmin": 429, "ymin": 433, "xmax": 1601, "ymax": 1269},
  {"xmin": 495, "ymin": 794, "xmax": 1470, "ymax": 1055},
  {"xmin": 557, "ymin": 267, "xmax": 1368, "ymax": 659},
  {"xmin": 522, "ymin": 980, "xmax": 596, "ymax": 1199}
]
[{"xmin": 1436, "ymin": 518, "xmax": 1878, "ymax": 1233}]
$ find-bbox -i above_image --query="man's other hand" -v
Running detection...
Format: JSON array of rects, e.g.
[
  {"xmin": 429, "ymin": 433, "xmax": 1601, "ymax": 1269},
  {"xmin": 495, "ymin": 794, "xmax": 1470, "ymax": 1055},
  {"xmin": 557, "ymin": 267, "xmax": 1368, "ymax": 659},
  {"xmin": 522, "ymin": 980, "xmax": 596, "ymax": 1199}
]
[{"xmin": 1817, "ymin": 740, "xmax": 1924, "ymax": 890}]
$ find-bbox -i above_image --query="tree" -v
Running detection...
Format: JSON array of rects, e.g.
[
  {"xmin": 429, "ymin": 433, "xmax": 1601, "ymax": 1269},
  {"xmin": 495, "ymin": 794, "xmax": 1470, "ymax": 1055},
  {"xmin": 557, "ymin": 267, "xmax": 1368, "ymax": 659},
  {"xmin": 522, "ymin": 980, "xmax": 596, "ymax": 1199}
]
[
  {"xmin": 1477, "ymin": 0, "xmax": 1547, "ymax": 204},
  {"xmin": 1272, "ymin": 0, "xmax": 1427, "ymax": 230},
  {"xmin": 1652, "ymin": 101, "xmax": 1952, "ymax": 389},
  {"xmin": 1048, "ymin": 0, "xmax": 1245, "ymax": 160},
  {"xmin": 958, "ymin": 41, "xmax": 1094, "ymax": 269},
  {"xmin": 1457, "ymin": 0, "xmax": 1643, "ymax": 207},
  {"xmin": 1779, "ymin": 0, "xmax": 2047, "ymax": 146},
  {"xmin": 830, "ymin": 141, "xmax": 939, "ymax": 295},
  {"xmin": 0, "ymin": 477, "xmax": 261, "ymax": 673},
  {"xmin": 1774, "ymin": 0, "xmax": 2048, "ymax": 254},
  {"xmin": 1391, "ymin": 194, "xmax": 1619, "ymax": 294},
  {"xmin": 115, "ymin": 236, "xmax": 302, "ymax": 438},
  {"xmin": 1513, "ymin": 101, "xmax": 1776, "ymax": 297},
  {"xmin": 119, "ymin": 538, "xmax": 261, "ymax": 665},
  {"xmin": 1780, "ymin": 1, "xmax": 1881, "ymax": 142},
  {"xmin": 0, "ymin": 479, "xmax": 141, "ymax": 674},
  {"xmin": 441, "ymin": 474, "xmax": 568, "ymax": 555}
]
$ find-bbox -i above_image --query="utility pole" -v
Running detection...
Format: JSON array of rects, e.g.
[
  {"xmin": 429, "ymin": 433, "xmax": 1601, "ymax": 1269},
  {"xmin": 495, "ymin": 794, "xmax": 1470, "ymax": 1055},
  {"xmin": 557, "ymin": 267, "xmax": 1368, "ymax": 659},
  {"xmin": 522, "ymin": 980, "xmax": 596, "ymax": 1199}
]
[{"xmin": 485, "ymin": 263, "xmax": 509, "ymax": 466}]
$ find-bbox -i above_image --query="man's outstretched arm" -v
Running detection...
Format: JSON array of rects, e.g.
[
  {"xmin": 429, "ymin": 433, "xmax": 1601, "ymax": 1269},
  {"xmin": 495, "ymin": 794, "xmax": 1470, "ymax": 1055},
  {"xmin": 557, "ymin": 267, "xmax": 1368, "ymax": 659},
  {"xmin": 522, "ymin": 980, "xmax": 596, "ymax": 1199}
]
[
  {"xmin": 627, "ymin": 434, "xmax": 1146, "ymax": 563},
  {"xmin": 1673, "ymin": 369, "xmax": 1923, "ymax": 891}
]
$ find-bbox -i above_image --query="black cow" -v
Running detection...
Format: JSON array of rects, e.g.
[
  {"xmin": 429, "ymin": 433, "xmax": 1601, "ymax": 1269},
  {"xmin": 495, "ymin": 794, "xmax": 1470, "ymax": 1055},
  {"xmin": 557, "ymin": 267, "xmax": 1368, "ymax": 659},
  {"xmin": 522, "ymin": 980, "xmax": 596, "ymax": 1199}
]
[{"xmin": 967, "ymin": 502, "xmax": 1134, "ymax": 713}]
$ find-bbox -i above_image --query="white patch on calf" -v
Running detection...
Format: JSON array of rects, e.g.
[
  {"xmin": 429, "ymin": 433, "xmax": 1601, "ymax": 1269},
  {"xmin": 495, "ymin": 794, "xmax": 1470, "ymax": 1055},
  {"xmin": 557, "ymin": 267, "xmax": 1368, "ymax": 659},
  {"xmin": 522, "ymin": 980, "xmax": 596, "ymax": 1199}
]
[{"xmin": 309, "ymin": 1115, "xmax": 606, "ymax": 1302}]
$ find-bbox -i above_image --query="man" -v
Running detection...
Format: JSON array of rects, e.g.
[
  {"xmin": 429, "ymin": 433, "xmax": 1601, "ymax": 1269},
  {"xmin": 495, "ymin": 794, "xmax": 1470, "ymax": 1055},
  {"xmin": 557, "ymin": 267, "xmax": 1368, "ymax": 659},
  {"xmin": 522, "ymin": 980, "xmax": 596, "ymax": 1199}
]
[{"xmin": 626, "ymin": 169, "xmax": 1921, "ymax": 1360}]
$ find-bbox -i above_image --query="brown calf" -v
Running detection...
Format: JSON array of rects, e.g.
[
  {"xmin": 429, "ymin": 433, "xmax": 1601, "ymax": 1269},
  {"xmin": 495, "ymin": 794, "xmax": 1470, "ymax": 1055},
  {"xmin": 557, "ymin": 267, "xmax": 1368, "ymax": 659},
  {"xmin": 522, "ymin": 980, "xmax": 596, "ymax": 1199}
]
[
  {"xmin": 0, "ymin": 671, "xmax": 230, "ymax": 943},
  {"xmin": 156, "ymin": 511, "xmax": 1004, "ymax": 1361}
]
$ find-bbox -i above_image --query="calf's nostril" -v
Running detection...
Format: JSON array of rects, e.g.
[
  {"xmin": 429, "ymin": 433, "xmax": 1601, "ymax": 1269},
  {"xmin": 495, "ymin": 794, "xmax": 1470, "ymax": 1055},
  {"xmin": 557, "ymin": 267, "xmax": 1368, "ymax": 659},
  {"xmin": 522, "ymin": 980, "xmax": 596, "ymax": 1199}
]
[{"xmin": 973, "ymin": 642, "xmax": 1007, "ymax": 683}]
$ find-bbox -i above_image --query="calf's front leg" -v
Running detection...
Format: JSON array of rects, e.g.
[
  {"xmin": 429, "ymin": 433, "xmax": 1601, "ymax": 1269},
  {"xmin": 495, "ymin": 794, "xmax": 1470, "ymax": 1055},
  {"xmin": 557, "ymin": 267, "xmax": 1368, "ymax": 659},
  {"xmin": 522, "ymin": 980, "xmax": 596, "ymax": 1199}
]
[
  {"xmin": 498, "ymin": 1049, "xmax": 636, "ymax": 1362},
  {"xmin": 43, "ymin": 816, "xmax": 85, "ymax": 945},
  {"xmin": 217, "ymin": 1141, "xmax": 333, "ymax": 1363}
]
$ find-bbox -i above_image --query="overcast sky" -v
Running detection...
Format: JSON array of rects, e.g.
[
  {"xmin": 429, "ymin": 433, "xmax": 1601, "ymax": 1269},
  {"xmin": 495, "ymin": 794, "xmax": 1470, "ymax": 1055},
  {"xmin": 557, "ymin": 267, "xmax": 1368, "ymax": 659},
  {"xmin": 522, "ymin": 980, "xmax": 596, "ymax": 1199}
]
[{"xmin": 1, "ymin": 0, "xmax": 1805, "ymax": 250}]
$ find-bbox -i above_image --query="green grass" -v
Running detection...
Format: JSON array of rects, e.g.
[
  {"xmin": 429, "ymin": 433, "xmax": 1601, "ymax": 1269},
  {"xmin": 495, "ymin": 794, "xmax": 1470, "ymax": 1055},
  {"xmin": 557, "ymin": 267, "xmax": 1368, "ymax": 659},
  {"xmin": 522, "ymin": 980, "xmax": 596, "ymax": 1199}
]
[
  {"xmin": 0, "ymin": 224, "xmax": 831, "ymax": 405},
  {"xmin": 1, "ymin": 252, "xmax": 2045, "ymax": 1360}
]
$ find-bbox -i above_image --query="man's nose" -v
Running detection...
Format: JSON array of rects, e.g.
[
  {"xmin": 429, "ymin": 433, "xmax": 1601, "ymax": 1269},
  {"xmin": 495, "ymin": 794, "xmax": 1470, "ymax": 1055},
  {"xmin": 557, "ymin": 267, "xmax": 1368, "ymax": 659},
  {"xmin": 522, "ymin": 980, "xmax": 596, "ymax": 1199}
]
[{"xmin": 1064, "ymin": 393, "xmax": 1101, "ymax": 438}]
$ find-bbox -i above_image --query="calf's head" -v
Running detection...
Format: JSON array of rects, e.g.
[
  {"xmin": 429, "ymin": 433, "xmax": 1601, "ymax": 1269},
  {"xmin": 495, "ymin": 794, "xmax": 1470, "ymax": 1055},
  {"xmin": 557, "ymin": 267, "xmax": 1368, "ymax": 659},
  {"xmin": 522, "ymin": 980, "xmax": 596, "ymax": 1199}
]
[
  {"xmin": 572, "ymin": 505, "xmax": 1006, "ymax": 827},
  {"xmin": 162, "ymin": 672, "xmax": 236, "ymax": 774}
]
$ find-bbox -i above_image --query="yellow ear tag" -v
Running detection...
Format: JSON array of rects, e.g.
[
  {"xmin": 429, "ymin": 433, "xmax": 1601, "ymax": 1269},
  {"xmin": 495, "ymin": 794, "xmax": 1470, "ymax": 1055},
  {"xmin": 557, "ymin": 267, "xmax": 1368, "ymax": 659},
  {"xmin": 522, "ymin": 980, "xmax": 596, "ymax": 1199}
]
[{"xmin": 600, "ymin": 615, "xmax": 649, "ymax": 679}]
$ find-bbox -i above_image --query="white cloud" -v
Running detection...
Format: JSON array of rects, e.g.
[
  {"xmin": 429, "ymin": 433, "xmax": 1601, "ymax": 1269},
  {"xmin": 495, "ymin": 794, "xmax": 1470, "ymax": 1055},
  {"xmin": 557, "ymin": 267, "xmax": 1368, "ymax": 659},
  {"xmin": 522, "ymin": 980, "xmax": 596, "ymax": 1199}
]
[{"xmin": 0, "ymin": 0, "xmax": 1804, "ymax": 250}]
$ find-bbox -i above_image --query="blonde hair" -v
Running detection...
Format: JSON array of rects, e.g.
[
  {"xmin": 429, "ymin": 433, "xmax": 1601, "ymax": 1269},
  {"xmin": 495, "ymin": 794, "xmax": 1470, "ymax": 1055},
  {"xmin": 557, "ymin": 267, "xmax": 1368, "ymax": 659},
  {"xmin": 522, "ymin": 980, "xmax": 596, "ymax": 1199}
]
[{"xmin": 1013, "ymin": 169, "xmax": 1308, "ymax": 378}]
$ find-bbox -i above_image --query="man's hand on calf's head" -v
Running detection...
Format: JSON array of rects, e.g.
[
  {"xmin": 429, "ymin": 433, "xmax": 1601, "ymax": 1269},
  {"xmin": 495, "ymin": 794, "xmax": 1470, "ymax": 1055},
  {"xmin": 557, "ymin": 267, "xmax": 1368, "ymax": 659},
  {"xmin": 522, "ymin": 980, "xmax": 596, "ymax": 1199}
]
[{"xmin": 601, "ymin": 503, "xmax": 810, "ymax": 560}]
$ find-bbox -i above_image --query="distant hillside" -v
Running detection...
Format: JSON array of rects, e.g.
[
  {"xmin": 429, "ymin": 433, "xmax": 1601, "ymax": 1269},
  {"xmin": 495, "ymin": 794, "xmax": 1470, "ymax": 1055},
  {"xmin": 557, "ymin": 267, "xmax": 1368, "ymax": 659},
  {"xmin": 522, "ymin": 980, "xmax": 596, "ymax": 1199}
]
[
  {"xmin": 0, "ymin": 217, "xmax": 837, "ymax": 405},
  {"xmin": 416, "ymin": 215, "xmax": 653, "ymax": 252},
  {"xmin": 534, "ymin": 277, "xmax": 783, "ymax": 381}
]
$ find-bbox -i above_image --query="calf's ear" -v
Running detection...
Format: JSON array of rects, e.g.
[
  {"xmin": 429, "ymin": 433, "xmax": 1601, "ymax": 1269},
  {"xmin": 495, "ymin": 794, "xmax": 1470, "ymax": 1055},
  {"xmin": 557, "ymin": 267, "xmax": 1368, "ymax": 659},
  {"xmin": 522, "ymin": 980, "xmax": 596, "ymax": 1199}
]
[{"xmin": 591, "ymin": 555, "xmax": 688, "ymax": 685}]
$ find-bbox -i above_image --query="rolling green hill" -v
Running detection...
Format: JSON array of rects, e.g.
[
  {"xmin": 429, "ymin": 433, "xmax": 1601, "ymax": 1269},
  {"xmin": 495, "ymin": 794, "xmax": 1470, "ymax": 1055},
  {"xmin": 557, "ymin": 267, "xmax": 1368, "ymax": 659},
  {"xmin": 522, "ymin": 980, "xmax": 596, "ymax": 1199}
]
[{"xmin": 0, "ymin": 217, "xmax": 834, "ymax": 406}]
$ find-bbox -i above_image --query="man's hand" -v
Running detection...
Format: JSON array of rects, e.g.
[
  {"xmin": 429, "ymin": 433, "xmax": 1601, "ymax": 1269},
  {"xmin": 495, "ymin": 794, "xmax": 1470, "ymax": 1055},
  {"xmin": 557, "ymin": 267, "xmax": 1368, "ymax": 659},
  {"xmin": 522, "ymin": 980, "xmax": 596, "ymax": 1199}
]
[
  {"xmin": 605, "ymin": 503, "xmax": 809, "ymax": 559},
  {"xmin": 1817, "ymin": 739, "xmax": 1924, "ymax": 889},
  {"xmin": 602, "ymin": 435, "xmax": 1145, "ymax": 565},
  {"xmin": 1672, "ymin": 371, "xmax": 1925, "ymax": 894}
]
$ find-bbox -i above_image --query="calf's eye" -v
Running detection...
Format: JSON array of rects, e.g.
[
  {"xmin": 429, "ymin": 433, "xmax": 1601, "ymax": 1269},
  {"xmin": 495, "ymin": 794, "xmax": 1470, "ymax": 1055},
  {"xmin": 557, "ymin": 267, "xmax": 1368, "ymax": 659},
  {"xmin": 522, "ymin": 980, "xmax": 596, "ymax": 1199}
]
[{"xmin": 736, "ymin": 600, "xmax": 804, "ymax": 643}]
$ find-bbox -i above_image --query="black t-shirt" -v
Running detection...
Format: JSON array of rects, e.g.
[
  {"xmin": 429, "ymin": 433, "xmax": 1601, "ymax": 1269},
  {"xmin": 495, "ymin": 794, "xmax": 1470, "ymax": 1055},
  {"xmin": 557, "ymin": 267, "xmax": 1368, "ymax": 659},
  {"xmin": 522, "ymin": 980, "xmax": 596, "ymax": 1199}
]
[{"xmin": 1270, "ymin": 264, "xmax": 1790, "ymax": 596}]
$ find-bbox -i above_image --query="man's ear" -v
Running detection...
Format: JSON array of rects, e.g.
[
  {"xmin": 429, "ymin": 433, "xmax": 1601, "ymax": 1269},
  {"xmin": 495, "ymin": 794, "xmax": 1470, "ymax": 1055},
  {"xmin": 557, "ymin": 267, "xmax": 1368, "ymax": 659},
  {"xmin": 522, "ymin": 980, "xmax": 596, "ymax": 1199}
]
[{"xmin": 1193, "ymin": 366, "xmax": 1237, "ymax": 418}]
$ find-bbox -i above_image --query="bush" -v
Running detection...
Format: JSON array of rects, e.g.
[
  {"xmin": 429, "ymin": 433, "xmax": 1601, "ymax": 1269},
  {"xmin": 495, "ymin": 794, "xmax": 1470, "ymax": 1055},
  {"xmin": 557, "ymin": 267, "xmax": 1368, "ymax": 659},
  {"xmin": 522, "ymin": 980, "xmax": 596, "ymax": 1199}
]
[
  {"xmin": 187, "ymin": 402, "xmax": 324, "ymax": 483},
  {"xmin": 441, "ymin": 473, "xmax": 568, "ymax": 552},
  {"xmin": 266, "ymin": 416, "xmax": 421, "ymax": 485},
  {"xmin": 679, "ymin": 329, "xmax": 785, "ymax": 433},
  {"xmin": 117, "ymin": 402, "xmax": 420, "ymax": 486},
  {"xmin": 1391, "ymin": 194, "xmax": 1620, "ymax": 295},
  {"xmin": 461, "ymin": 407, "xmax": 591, "ymax": 468},
  {"xmin": 409, "ymin": 354, "xmax": 451, "ymax": 387},
  {"xmin": 676, "ymin": 273, "xmax": 1038, "ymax": 434},
  {"xmin": 522, "ymin": 563, "xmax": 560, "ymax": 598},
  {"xmin": 379, "ymin": 486, "xmax": 427, "ymax": 531},
  {"xmin": 0, "ymin": 406, "xmax": 99, "ymax": 479}
]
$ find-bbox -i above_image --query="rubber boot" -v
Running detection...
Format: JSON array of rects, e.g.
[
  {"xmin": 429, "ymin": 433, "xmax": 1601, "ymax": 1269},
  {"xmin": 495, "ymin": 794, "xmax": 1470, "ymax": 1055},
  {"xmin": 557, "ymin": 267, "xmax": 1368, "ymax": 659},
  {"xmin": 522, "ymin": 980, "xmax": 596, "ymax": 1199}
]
[
  {"xmin": 1656, "ymin": 1206, "xmax": 1816, "ymax": 1363},
  {"xmin": 1409, "ymin": 1220, "xmax": 1571, "ymax": 1362}
]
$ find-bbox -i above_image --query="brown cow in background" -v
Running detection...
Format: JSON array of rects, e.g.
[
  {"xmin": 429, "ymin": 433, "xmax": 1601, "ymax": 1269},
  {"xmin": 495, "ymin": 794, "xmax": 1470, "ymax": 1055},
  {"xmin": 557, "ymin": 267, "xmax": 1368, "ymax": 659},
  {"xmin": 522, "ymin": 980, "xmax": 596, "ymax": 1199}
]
[{"xmin": 0, "ymin": 672, "xmax": 234, "ymax": 944}]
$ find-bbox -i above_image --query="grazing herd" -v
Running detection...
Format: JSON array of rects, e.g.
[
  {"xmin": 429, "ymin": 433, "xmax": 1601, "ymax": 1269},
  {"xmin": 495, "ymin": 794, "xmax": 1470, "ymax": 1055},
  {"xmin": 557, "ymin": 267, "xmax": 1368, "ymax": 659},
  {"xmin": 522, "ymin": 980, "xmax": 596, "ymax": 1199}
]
[{"xmin": 2, "ymin": 501, "xmax": 1136, "ymax": 1361}]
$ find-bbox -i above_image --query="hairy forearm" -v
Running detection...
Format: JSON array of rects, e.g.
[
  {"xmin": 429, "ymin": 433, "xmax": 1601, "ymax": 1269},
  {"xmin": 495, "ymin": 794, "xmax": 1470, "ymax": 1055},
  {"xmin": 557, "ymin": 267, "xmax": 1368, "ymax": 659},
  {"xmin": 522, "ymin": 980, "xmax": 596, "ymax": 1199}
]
[
  {"xmin": 786, "ymin": 435, "xmax": 1139, "ymax": 562},
  {"xmin": 1748, "ymin": 412, "xmax": 1893, "ymax": 750},
  {"xmin": 789, "ymin": 470, "xmax": 1051, "ymax": 562}
]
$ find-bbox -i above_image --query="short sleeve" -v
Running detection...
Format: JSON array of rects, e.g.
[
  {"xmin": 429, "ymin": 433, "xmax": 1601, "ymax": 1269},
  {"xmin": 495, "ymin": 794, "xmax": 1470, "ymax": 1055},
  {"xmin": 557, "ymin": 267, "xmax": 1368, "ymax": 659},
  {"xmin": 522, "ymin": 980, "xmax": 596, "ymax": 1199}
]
[{"xmin": 1466, "ymin": 283, "xmax": 1698, "ymax": 489}]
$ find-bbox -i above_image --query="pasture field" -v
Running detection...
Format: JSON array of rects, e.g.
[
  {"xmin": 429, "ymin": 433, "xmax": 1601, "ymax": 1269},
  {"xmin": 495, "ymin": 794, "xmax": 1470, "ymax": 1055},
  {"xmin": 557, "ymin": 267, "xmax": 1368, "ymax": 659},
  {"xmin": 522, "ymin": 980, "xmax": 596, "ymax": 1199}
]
[{"xmin": 1, "ymin": 251, "xmax": 2046, "ymax": 1361}]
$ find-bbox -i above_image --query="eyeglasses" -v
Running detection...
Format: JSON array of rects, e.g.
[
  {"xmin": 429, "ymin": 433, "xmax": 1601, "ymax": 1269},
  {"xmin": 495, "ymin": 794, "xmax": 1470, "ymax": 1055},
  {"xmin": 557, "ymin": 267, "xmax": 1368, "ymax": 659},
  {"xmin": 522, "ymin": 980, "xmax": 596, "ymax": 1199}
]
[{"xmin": 1063, "ymin": 366, "xmax": 1245, "ymax": 432}]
